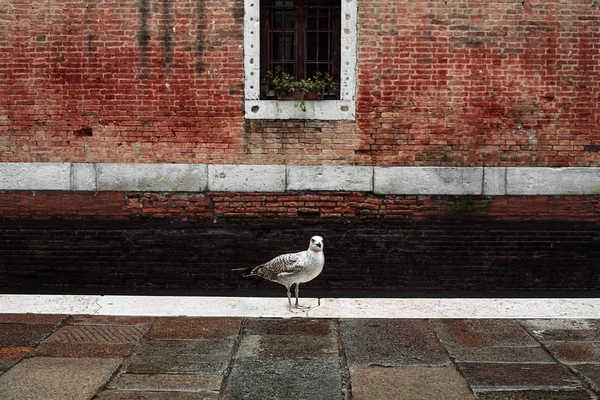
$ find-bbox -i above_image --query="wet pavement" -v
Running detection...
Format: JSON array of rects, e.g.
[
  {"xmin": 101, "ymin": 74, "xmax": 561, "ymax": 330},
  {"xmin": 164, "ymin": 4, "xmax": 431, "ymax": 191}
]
[{"xmin": 0, "ymin": 314, "xmax": 600, "ymax": 399}]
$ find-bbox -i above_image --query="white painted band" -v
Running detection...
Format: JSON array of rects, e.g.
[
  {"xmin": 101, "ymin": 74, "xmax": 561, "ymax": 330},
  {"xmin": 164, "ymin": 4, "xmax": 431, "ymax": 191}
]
[
  {"xmin": 1, "ymin": 163, "xmax": 599, "ymax": 195},
  {"xmin": 0, "ymin": 295, "xmax": 599, "ymax": 319}
]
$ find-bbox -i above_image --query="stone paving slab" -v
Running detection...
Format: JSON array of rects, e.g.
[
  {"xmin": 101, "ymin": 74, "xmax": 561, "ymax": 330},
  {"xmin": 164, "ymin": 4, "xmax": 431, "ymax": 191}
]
[
  {"xmin": 95, "ymin": 391, "xmax": 218, "ymax": 400},
  {"xmin": 545, "ymin": 342, "xmax": 600, "ymax": 364},
  {"xmin": 0, "ymin": 359, "xmax": 18, "ymax": 373},
  {"xmin": 33, "ymin": 342, "xmax": 134, "ymax": 358},
  {"xmin": 0, "ymin": 323, "xmax": 56, "ymax": 347},
  {"xmin": 573, "ymin": 364, "xmax": 600, "ymax": 392},
  {"xmin": 123, "ymin": 354, "xmax": 228, "ymax": 374},
  {"xmin": 341, "ymin": 319, "xmax": 450, "ymax": 366},
  {"xmin": 243, "ymin": 317, "xmax": 335, "ymax": 336},
  {"xmin": 447, "ymin": 346, "xmax": 555, "ymax": 364},
  {"xmin": 1, "ymin": 315, "xmax": 600, "ymax": 399},
  {"xmin": 44, "ymin": 325, "xmax": 148, "ymax": 344},
  {"xmin": 237, "ymin": 334, "xmax": 338, "ymax": 358},
  {"xmin": 350, "ymin": 366, "xmax": 474, "ymax": 400},
  {"xmin": 0, "ymin": 357, "xmax": 121, "ymax": 400},
  {"xmin": 0, "ymin": 314, "xmax": 67, "ymax": 325},
  {"xmin": 147, "ymin": 317, "xmax": 241, "ymax": 339},
  {"xmin": 0, "ymin": 346, "xmax": 34, "ymax": 360},
  {"xmin": 107, "ymin": 373, "xmax": 222, "ymax": 392},
  {"xmin": 223, "ymin": 357, "xmax": 342, "ymax": 400},
  {"xmin": 473, "ymin": 389, "xmax": 594, "ymax": 400},
  {"xmin": 459, "ymin": 363, "xmax": 583, "ymax": 391},
  {"xmin": 65, "ymin": 315, "xmax": 155, "ymax": 327},
  {"xmin": 433, "ymin": 319, "xmax": 539, "ymax": 348},
  {"xmin": 520, "ymin": 320, "xmax": 600, "ymax": 342},
  {"xmin": 134, "ymin": 339, "xmax": 234, "ymax": 357}
]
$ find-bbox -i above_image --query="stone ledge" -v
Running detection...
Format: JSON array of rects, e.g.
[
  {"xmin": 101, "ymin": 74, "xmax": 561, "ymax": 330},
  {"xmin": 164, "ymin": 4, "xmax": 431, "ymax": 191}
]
[
  {"xmin": 0, "ymin": 163, "xmax": 70, "ymax": 190},
  {"xmin": 374, "ymin": 167, "xmax": 484, "ymax": 195},
  {"xmin": 244, "ymin": 100, "xmax": 356, "ymax": 121},
  {"xmin": 507, "ymin": 167, "xmax": 600, "ymax": 195},
  {"xmin": 96, "ymin": 163, "xmax": 206, "ymax": 192},
  {"xmin": 1, "ymin": 163, "xmax": 599, "ymax": 195},
  {"xmin": 286, "ymin": 165, "xmax": 372, "ymax": 191},
  {"xmin": 207, "ymin": 164, "xmax": 286, "ymax": 192}
]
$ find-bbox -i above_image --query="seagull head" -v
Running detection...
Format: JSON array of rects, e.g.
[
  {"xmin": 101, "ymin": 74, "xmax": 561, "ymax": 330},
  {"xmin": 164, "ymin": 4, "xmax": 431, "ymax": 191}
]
[{"xmin": 308, "ymin": 236, "xmax": 324, "ymax": 252}]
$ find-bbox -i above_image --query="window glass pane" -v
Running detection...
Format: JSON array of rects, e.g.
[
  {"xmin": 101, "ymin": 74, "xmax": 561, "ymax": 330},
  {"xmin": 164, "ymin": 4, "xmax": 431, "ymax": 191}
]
[
  {"xmin": 318, "ymin": 33, "xmax": 330, "ymax": 60},
  {"xmin": 273, "ymin": 9, "xmax": 295, "ymax": 30},
  {"xmin": 272, "ymin": 33, "xmax": 295, "ymax": 61},
  {"xmin": 306, "ymin": 32, "xmax": 317, "ymax": 61},
  {"xmin": 319, "ymin": 13, "xmax": 329, "ymax": 30},
  {"xmin": 317, "ymin": 63, "xmax": 329, "ymax": 74},
  {"xmin": 281, "ymin": 63, "xmax": 295, "ymax": 75},
  {"xmin": 307, "ymin": 13, "xmax": 318, "ymax": 30}
]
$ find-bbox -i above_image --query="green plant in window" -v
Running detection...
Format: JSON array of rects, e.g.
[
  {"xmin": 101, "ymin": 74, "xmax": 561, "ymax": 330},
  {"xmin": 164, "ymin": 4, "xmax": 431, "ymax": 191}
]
[
  {"xmin": 266, "ymin": 67, "xmax": 298, "ymax": 95},
  {"xmin": 266, "ymin": 67, "xmax": 336, "ymax": 112}
]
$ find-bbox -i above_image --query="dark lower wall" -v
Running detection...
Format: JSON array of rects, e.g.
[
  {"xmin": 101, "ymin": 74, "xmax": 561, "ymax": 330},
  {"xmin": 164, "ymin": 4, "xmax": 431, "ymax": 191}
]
[{"xmin": 1, "ymin": 216, "xmax": 599, "ymax": 295}]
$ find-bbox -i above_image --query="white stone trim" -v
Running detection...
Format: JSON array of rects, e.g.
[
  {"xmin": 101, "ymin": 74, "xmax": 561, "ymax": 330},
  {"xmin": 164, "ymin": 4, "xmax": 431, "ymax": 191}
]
[
  {"xmin": 1, "ymin": 295, "xmax": 599, "ymax": 318},
  {"xmin": 96, "ymin": 163, "xmax": 207, "ymax": 192},
  {"xmin": 0, "ymin": 163, "xmax": 71, "ymax": 190},
  {"xmin": 374, "ymin": 167, "xmax": 484, "ymax": 195},
  {"xmin": 286, "ymin": 165, "xmax": 372, "ymax": 191},
  {"xmin": 1, "ymin": 163, "xmax": 600, "ymax": 195},
  {"xmin": 243, "ymin": 0, "xmax": 358, "ymax": 120},
  {"xmin": 507, "ymin": 167, "xmax": 600, "ymax": 195},
  {"xmin": 208, "ymin": 164, "xmax": 286, "ymax": 192}
]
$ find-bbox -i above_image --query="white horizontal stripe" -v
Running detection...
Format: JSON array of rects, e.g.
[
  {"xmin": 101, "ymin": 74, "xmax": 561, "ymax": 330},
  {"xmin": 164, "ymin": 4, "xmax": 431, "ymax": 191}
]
[
  {"xmin": 0, "ymin": 295, "xmax": 599, "ymax": 319},
  {"xmin": 1, "ymin": 163, "xmax": 600, "ymax": 195}
]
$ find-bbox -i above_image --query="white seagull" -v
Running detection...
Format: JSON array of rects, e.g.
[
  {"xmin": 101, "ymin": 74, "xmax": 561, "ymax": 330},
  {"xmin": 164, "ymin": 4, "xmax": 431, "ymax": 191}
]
[{"xmin": 233, "ymin": 236, "xmax": 325, "ymax": 310}]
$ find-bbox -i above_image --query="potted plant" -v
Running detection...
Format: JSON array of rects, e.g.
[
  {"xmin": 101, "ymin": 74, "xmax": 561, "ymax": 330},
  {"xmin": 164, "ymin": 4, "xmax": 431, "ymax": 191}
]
[{"xmin": 266, "ymin": 67, "xmax": 336, "ymax": 111}]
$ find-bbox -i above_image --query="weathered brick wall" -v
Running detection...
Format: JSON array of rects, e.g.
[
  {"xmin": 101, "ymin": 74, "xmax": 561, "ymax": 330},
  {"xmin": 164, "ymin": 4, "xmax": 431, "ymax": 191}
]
[
  {"xmin": 1, "ymin": 192, "xmax": 598, "ymax": 292},
  {"xmin": 356, "ymin": 0, "xmax": 600, "ymax": 167},
  {"xmin": 1, "ymin": 0, "xmax": 598, "ymax": 166},
  {"xmin": 2, "ymin": 191, "xmax": 600, "ymax": 221},
  {"xmin": 1, "ymin": 0, "xmax": 245, "ymax": 163}
]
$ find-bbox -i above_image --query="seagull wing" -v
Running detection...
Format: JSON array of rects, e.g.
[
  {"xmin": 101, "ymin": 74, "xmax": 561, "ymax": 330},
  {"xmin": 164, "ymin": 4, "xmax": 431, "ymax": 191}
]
[{"xmin": 251, "ymin": 251, "xmax": 303, "ymax": 280}]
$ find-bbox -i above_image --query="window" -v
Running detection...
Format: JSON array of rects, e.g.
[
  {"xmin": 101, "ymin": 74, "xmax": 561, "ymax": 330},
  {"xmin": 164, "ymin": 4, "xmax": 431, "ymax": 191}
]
[
  {"xmin": 244, "ymin": 0, "xmax": 357, "ymax": 120},
  {"xmin": 260, "ymin": 0, "xmax": 340, "ymax": 100}
]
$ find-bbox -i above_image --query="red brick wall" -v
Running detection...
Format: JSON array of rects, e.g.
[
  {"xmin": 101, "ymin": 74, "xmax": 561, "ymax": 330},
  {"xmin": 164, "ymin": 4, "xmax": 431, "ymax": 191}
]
[
  {"xmin": 1, "ymin": 0, "xmax": 599, "ymax": 166},
  {"xmin": 0, "ymin": 0, "xmax": 245, "ymax": 163},
  {"xmin": 356, "ymin": 0, "xmax": 600, "ymax": 166},
  {"xmin": 2, "ymin": 191, "xmax": 599, "ymax": 221}
]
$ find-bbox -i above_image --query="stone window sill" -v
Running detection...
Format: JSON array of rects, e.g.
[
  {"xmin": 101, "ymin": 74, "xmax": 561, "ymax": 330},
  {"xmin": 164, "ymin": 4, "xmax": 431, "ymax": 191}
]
[{"xmin": 244, "ymin": 99, "xmax": 355, "ymax": 120}]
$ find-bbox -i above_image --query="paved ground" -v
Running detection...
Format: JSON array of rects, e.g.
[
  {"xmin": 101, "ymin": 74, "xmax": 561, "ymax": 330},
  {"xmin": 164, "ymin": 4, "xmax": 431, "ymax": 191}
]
[{"xmin": 1, "ymin": 314, "xmax": 600, "ymax": 399}]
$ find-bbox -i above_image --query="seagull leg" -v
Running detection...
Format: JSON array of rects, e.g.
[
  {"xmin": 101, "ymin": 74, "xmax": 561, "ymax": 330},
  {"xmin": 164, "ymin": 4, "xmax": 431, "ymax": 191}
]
[
  {"xmin": 286, "ymin": 286, "xmax": 292, "ymax": 310},
  {"xmin": 294, "ymin": 283, "xmax": 311, "ymax": 309}
]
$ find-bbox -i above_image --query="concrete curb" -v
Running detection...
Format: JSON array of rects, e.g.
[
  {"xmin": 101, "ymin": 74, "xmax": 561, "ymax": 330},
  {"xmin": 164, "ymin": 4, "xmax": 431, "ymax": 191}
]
[{"xmin": 1, "ymin": 295, "xmax": 599, "ymax": 319}]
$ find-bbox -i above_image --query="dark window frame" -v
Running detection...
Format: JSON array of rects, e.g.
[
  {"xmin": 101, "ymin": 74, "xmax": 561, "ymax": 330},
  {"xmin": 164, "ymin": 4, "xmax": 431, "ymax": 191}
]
[{"xmin": 260, "ymin": 0, "xmax": 341, "ymax": 100}]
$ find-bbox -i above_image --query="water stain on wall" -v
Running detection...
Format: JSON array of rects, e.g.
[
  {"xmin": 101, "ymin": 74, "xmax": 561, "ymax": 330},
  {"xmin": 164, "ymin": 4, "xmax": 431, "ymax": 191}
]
[
  {"xmin": 138, "ymin": 0, "xmax": 151, "ymax": 79},
  {"xmin": 160, "ymin": 0, "xmax": 173, "ymax": 79},
  {"xmin": 195, "ymin": 0, "xmax": 207, "ymax": 73}
]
